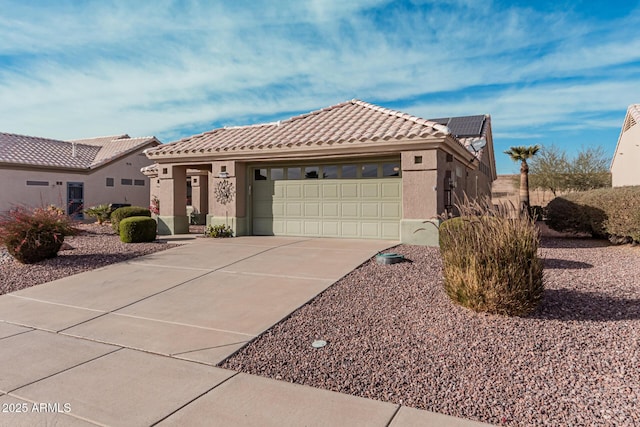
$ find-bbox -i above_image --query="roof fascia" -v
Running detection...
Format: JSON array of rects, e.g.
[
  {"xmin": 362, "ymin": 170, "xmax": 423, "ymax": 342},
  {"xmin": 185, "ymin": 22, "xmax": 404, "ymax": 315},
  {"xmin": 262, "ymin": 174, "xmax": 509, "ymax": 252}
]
[
  {"xmin": 147, "ymin": 135, "xmax": 475, "ymax": 165},
  {"xmin": 610, "ymin": 108, "xmax": 633, "ymax": 170},
  {"xmin": 0, "ymin": 162, "xmax": 89, "ymax": 174}
]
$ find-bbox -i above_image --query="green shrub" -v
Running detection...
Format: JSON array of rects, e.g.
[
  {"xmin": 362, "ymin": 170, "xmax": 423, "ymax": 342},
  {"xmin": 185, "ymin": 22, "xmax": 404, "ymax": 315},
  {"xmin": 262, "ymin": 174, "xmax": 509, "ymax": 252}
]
[
  {"xmin": 119, "ymin": 216, "xmax": 157, "ymax": 243},
  {"xmin": 0, "ymin": 206, "xmax": 78, "ymax": 264},
  {"xmin": 546, "ymin": 186, "xmax": 640, "ymax": 242},
  {"xmin": 111, "ymin": 206, "xmax": 151, "ymax": 233},
  {"xmin": 84, "ymin": 204, "xmax": 111, "ymax": 224},
  {"xmin": 204, "ymin": 224, "xmax": 234, "ymax": 238},
  {"xmin": 439, "ymin": 199, "xmax": 544, "ymax": 316}
]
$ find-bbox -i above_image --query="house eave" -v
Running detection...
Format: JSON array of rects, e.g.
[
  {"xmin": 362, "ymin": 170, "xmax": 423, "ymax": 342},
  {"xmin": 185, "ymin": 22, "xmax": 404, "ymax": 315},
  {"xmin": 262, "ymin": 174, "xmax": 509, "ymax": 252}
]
[{"xmin": 146, "ymin": 135, "xmax": 477, "ymax": 169}]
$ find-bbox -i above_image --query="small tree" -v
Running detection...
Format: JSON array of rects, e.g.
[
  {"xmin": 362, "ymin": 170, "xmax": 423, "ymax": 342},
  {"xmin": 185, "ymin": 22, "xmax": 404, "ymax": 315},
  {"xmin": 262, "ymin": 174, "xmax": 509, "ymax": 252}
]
[
  {"xmin": 569, "ymin": 146, "xmax": 611, "ymax": 191},
  {"xmin": 529, "ymin": 145, "xmax": 611, "ymax": 193},
  {"xmin": 504, "ymin": 145, "xmax": 540, "ymax": 212},
  {"xmin": 528, "ymin": 145, "xmax": 570, "ymax": 196}
]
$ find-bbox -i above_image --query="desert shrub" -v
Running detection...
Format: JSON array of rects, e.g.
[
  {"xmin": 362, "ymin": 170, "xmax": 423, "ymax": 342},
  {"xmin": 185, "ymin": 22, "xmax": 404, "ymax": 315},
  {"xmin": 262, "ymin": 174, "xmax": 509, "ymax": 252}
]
[
  {"xmin": 84, "ymin": 204, "xmax": 111, "ymax": 224},
  {"xmin": 545, "ymin": 197, "xmax": 598, "ymax": 235},
  {"xmin": 439, "ymin": 199, "xmax": 544, "ymax": 316},
  {"xmin": 0, "ymin": 206, "xmax": 78, "ymax": 264},
  {"xmin": 204, "ymin": 224, "xmax": 234, "ymax": 238},
  {"xmin": 546, "ymin": 186, "xmax": 640, "ymax": 242},
  {"xmin": 111, "ymin": 206, "xmax": 151, "ymax": 233},
  {"xmin": 119, "ymin": 216, "xmax": 157, "ymax": 243}
]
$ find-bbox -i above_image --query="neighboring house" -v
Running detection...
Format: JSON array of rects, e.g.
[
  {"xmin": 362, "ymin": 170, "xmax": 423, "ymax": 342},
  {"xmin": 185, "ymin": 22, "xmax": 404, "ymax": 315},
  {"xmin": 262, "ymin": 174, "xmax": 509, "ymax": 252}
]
[
  {"xmin": 0, "ymin": 133, "xmax": 161, "ymax": 217},
  {"xmin": 143, "ymin": 100, "xmax": 497, "ymax": 245},
  {"xmin": 611, "ymin": 104, "xmax": 640, "ymax": 187}
]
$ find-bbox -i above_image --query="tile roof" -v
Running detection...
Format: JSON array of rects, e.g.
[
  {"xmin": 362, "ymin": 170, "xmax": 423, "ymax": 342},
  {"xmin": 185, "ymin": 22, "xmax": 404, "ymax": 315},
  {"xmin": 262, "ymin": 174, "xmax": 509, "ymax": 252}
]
[
  {"xmin": 0, "ymin": 133, "xmax": 159, "ymax": 170},
  {"xmin": 627, "ymin": 104, "xmax": 640, "ymax": 123},
  {"xmin": 147, "ymin": 100, "xmax": 455, "ymax": 158},
  {"xmin": 67, "ymin": 134, "xmax": 131, "ymax": 145}
]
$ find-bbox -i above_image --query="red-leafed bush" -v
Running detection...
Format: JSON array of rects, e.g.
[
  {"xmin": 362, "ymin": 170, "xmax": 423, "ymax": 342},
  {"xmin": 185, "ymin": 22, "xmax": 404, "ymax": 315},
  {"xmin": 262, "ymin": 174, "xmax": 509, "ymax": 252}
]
[{"xmin": 0, "ymin": 206, "xmax": 78, "ymax": 264}]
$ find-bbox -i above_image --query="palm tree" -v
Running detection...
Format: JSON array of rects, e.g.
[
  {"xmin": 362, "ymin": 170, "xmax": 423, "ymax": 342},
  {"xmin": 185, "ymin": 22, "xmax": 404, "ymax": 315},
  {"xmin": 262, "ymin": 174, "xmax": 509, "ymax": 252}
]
[{"xmin": 504, "ymin": 145, "xmax": 540, "ymax": 212}]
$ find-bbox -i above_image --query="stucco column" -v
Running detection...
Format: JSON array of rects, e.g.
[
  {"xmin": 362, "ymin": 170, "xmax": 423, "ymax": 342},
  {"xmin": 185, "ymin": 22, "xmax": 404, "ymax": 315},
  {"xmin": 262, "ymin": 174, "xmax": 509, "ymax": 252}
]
[
  {"xmin": 400, "ymin": 149, "xmax": 441, "ymax": 246},
  {"xmin": 190, "ymin": 173, "xmax": 208, "ymax": 225},
  {"xmin": 207, "ymin": 161, "xmax": 248, "ymax": 235},
  {"xmin": 157, "ymin": 165, "xmax": 189, "ymax": 235}
]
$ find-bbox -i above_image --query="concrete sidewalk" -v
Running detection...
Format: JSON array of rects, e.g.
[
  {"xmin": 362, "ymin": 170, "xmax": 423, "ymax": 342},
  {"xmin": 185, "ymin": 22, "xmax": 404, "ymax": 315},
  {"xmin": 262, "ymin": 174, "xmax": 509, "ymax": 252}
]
[{"xmin": 0, "ymin": 237, "xmax": 493, "ymax": 426}]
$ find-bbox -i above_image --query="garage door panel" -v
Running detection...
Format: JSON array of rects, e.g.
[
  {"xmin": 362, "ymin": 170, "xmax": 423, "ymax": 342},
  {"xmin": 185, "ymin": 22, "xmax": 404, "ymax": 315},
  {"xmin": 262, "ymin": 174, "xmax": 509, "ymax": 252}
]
[
  {"xmin": 361, "ymin": 202, "xmax": 379, "ymax": 218},
  {"xmin": 322, "ymin": 221, "xmax": 339, "ymax": 236},
  {"xmin": 323, "ymin": 203, "xmax": 339, "ymax": 217},
  {"xmin": 286, "ymin": 202, "xmax": 302, "ymax": 216},
  {"xmin": 322, "ymin": 184, "xmax": 339, "ymax": 198},
  {"xmin": 274, "ymin": 184, "xmax": 286, "ymax": 199},
  {"xmin": 341, "ymin": 183, "xmax": 358, "ymax": 198},
  {"xmin": 341, "ymin": 222, "xmax": 359, "ymax": 237},
  {"xmin": 360, "ymin": 183, "xmax": 379, "ymax": 198},
  {"xmin": 253, "ymin": 171, "xmax": 400, "ymax": 239},
  {"xmin": 270, "ymin": 202, "xmax": 284, "ymax": 217},
  {"xmin": 361, "ymin": 222, "xmax": 380, "ymax": 237},
  {"xmin": 382, "ymin": 182, "xmax": 401, "ymax": 198},
  {"xmin": 272, "ymin": 220, "xmax": 285, "ymax": 234},
  {"xmin": 381, "ymin": 202, "xmax": 400, "ymax": 219},
  {"xmin": 286, "ymin": 185, "xmax": 302, "ymax": 198},
  {"xmin": 341, "ymin": 202, "xmax": 359, "ymax": 217},
  {"xmin": 286, "ymin": 220, "xmax": 302, "ymax": 234},
  {"xmin": 304, "ymin": 202, "xmax": 320, "ymax": 217},
  {"xmin": 304, "ymin": 184, "xmax": 320, "ymax": 198},
  {"xmin": 304, "ymin": 221, "xmax": 320, "ymax": 235}
]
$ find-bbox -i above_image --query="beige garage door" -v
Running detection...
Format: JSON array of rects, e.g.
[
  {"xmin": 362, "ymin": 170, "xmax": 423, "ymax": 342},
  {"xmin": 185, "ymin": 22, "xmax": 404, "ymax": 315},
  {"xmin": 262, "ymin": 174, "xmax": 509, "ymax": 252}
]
[{"xmin": 252, "ymin": 162, "xmax": 401, "ymax": 239}]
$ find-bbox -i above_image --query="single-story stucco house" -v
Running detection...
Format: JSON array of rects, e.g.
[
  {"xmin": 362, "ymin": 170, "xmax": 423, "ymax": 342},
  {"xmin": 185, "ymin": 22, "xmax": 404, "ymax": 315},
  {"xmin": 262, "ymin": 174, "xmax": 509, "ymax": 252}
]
[
  {"xmin": 0, "ymin": 133, "xmax": 160, "ymax": 217},
  {"xmin": 143, "ymin": 100, "xmax": 497, "ymax": 245},
  {"xmin": 611, "ymin": 104, "xmax": 640, "ymax": 187}
]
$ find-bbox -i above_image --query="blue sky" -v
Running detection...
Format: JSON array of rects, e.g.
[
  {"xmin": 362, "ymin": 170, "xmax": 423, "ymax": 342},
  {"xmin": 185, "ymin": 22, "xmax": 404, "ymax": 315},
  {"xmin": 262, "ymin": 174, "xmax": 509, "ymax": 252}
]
[{"xmin": 1, "ymin": 0, "xmax": 639, "ymax": 174}]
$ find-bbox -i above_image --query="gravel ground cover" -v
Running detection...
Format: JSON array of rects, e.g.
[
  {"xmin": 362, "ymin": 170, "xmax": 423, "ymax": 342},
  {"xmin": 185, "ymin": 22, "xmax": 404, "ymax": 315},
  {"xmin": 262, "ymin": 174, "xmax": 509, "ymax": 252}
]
[
  {"xmin": 222, "ymin": 235, "xmax": 640, "ymax": 426},
  {"xmin": 0, "ymin": 223, "xmax": 180, "ymax": 295}
]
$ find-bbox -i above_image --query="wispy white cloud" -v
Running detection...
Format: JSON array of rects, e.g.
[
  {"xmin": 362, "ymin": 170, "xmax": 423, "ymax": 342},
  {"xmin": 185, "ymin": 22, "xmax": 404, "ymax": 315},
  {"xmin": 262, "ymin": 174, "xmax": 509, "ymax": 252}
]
[{"xmin": 0, "ymin": 0, "xmax": 637, "ymax": 176}]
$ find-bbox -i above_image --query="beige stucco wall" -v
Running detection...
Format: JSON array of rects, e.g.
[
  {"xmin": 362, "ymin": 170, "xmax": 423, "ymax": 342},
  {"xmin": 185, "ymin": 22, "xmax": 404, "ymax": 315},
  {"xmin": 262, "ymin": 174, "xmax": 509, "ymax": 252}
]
[
  {"xmin": 612, "ymin": 124, "xmax": 640, "ymax": 187},
  {"xmin": 0, "ymin": 147, "xmax": 155, "ymax": 215},
  {"xmin": 150, "ymin": 144, "xmax": 495, "ymax": 245}
]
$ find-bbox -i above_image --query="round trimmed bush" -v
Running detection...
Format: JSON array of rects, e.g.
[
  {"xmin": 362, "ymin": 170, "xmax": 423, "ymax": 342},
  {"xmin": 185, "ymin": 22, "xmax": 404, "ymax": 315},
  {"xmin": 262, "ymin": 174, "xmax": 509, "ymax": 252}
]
[
  {"xmin": 439, "ymin": 212, "xmax": 543, "ymax": 316},
  {"xmin": 111, "ymin": 206, "xmax": 151, "ymax": 233},
  {"xmin": 119, "ymin": 216, "xmax": 157, "ymax": 243}
]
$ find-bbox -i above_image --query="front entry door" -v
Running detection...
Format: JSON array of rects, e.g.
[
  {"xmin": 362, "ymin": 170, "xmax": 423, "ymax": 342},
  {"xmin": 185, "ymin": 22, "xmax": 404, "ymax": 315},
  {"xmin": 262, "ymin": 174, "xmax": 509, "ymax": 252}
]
[{"xmin": 67, "ymin": 182, "xmax": 84, "ymax": 219}]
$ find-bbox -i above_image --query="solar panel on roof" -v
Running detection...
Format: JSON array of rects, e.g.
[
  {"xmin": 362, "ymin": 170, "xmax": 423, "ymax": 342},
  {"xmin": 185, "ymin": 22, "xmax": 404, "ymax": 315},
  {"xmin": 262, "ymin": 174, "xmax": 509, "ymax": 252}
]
[{"xmin": 446, "ymin": 115, "xmax": 485, "ymax": 137}]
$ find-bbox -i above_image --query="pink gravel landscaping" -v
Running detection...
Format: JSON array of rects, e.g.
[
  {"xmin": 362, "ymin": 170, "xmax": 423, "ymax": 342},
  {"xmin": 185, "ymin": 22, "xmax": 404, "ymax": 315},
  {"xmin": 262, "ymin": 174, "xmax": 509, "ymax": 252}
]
[
  {"xmin": 0, "ymin": 223, "xmax": 179, "ymax": 295},
  {"xmin": 1, "ymin": 222, "xmax": 638, "ymax": 426},
  {"xmin": 222, "ymin": 233, "xmax": 640, "ymax": 426}
]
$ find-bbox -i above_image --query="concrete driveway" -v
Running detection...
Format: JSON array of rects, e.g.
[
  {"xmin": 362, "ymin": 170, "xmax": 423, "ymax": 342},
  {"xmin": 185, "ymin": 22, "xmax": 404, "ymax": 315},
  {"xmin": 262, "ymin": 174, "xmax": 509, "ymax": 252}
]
[{"xmin": 0, "ymin": 236, "xmax": 491, "ymax": 426}]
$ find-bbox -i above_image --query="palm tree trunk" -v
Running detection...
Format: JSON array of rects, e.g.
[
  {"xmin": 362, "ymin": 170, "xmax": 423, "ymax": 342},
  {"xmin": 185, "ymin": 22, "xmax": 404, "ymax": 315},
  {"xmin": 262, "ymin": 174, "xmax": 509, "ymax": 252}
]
[{"xmin": 520, "ymin": 160, "xmax": 530, "ymax": 212}]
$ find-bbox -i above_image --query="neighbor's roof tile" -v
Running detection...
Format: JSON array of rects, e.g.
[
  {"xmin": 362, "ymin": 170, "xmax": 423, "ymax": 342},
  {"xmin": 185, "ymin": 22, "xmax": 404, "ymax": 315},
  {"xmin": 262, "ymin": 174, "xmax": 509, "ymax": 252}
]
[
  {"xmin": 628, "ymin": 104, "xmax": 640, "ymax": 123},
  {"xmin": 0, "ymin": 133, "xmax": 158, "ymax": 169}
]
